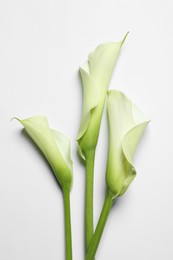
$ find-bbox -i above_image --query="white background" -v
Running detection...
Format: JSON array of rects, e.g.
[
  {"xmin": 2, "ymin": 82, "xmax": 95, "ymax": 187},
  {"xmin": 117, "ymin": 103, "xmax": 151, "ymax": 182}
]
[{"xmin": 0, "ymin": 0, "xmax": 173, "ymax": 259}]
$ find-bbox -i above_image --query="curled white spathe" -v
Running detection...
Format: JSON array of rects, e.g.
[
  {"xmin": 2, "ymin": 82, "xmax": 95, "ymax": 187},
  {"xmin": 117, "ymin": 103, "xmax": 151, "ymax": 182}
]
[{"xmin": 106, "ymin": 90, "xmax": 149, "ymax": 197}]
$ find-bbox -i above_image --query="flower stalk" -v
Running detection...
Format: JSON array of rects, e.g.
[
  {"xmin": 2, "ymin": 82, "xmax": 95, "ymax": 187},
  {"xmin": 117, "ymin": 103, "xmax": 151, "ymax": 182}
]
[
  {"xmin": 86, "ymin": 190, "xmax": 114, "ymax": 260},
  {"xmin": 63, "ymin": 188, "xmax": 73, "ymax": 260},
  {"xmin": 85, "ymin": 149, "xmax": 95, "ymax": 249}
]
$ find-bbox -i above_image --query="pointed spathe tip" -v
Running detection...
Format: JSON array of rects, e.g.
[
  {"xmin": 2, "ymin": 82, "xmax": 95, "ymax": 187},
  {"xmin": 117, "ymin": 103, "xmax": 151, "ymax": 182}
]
[{"xmin": 121, "ymin": 31, "xmax": 129, "ymax": 46}]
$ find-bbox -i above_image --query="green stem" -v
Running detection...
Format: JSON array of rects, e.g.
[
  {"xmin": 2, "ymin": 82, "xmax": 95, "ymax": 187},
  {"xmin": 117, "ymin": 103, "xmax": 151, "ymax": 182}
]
[
  {"xmin": 63, "ymin": 188, "xmax": 73, "ymax": 260},
  {"xmin": 86, "ymin": 190, "xmax": 113, "ymax": 260},
  {"xmin": 85, "ymin": 149, "xmax": 95, "ymax": 252}
]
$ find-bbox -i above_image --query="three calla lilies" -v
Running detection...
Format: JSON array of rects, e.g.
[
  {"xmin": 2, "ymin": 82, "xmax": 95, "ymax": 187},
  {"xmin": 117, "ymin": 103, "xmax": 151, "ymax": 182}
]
[{"xmin": 15, "ymin": 34, "xmax": 149, "ymax": 260}]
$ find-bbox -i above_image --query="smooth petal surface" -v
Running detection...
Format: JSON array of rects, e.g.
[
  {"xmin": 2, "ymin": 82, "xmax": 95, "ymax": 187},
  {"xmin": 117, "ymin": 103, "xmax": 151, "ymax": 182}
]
[
  {"xmin": 106, "ymin": 90, "xmax": 149, "ymax": 198},
  {"xmin": 15, "ymin": 115, "xmax": 73, "ymax": 190},
  {"xmin": 77, "ymin": 67, "xmax": 99, "ymax": 140},
  {"xmin": 51, "ymin": 129, "xmax": 73, "ymax": 172},
  {"xmin": 77, "ymin": 33, "xmax": 128, "ymax": 159}
]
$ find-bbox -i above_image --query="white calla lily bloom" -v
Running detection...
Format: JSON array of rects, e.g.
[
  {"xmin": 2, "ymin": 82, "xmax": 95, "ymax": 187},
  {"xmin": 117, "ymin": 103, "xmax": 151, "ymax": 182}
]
[
  {"xmin": 77, "ymin": 34, "xmax": 128, "ymax": 160},
  {"xmin": 106, "ymin": 90, "xmax": 149, "ymax": 198},
  {"xmin": 15, "ymin": 115, "xmax": 73, "ymax": 191}
]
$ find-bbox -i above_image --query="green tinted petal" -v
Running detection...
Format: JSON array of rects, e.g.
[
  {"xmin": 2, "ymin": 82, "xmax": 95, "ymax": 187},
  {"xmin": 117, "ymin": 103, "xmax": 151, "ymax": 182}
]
[
  {"xmin": 51, "ymin": 129, "xmax": 73, "ymax": 173},
  {"xmin": 89, "ymin": 33, "xmax": 128, "ymax": 91},
  {"xmin": 106, "ymin": 90, "xmax": 149, "ymax": 197},
  {"xmin": 77, "ymin": 67, "xmax": 99, "ymax": 140},
  {"xmin": 77, "ymin": 34, "xmax": 128, "ymax": 158},
  {"xmin": 15, "ymin": 115, "xmax": 72, "ymax": 190}
]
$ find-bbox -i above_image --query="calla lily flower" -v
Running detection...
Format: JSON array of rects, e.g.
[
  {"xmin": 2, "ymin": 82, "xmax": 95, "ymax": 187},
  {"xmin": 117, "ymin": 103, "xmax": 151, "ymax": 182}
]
[
  {"xmin": 86, "ymin": 90, "xmax": 149, "ymax": 260},
  {"xmin": 15, "ymin": 115, "xmax": 73, "ymax": 259},
  {"xmin": 106, "ymin": 90, "xmax": 149, "ymax": 198},
  {"xmin": 77, "ymin": 33, "xmax": 128, "ymax": 160},
  {"xmin": 15, "ymin": 115, "xmax": 73, "ymax": 191}
]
